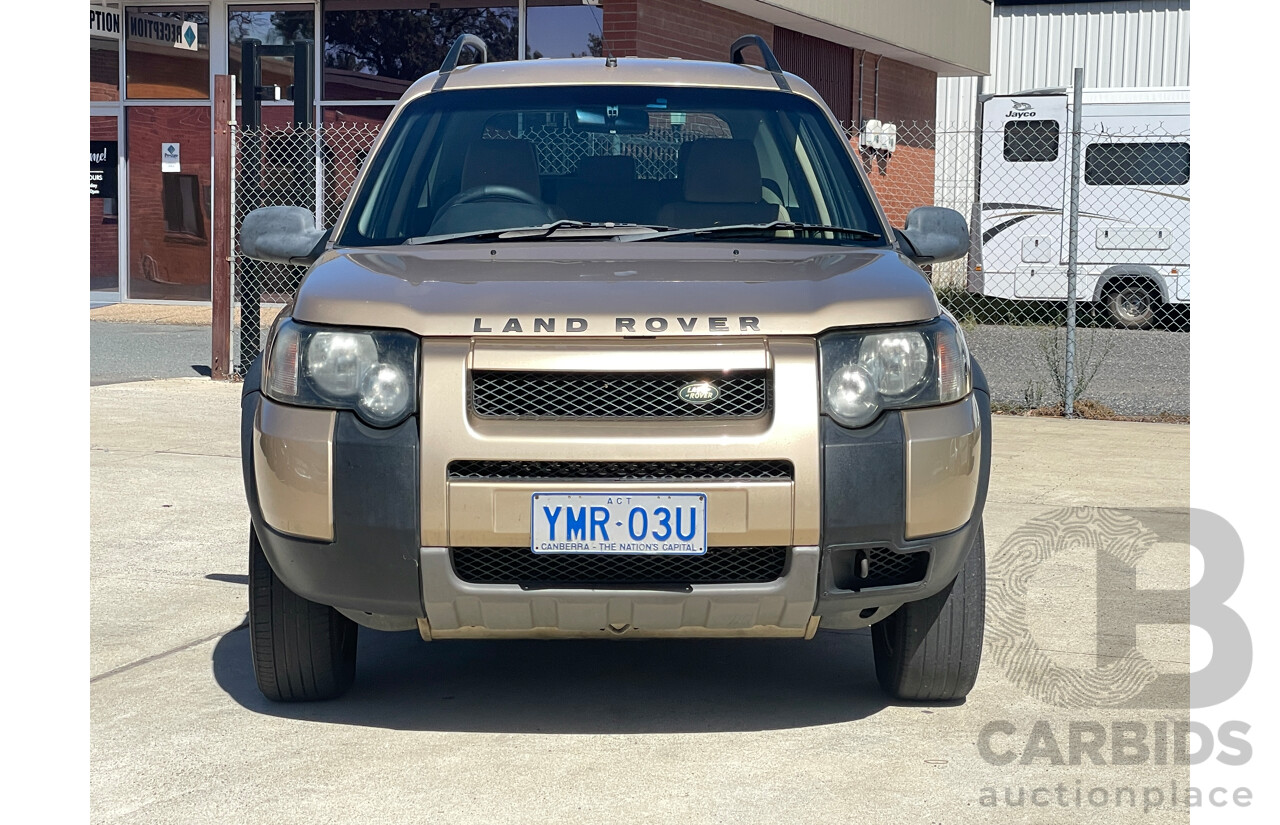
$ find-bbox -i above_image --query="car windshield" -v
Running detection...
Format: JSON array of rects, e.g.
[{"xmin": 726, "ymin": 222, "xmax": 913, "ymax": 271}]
[{"xmin": 337, "ymin": 85, "xmax": 888, "ymax": 247}]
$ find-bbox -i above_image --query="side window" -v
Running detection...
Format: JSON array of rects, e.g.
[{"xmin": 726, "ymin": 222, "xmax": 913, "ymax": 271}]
[
  {"xmin": 1084, "ymin": 142, "xmax": 1190, "ymax": 186},
  {"xmin": 1004, "ymin": 119, "xmax": 1060, "ymax": 162}
]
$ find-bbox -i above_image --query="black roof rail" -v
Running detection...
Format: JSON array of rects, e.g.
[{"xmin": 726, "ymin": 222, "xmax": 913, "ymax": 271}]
[
  {"xmin": 432, "ymin": 34, "xmax": 489, "ymax": 92},
  {"xmin": 729, "ymin": 34, "xmax": 790, "ymax": 92}
]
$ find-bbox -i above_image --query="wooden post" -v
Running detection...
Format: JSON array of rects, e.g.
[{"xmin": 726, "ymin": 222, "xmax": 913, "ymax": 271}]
[{"xmin": 211, "ymin": 74, "xmax": 233, "ymax": 380}]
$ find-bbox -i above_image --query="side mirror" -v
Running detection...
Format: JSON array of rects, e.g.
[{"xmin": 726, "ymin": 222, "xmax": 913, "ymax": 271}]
[
  {"xmin": 894, "ymin": 206, "xmax": 968, "ymax": 265},
  {"xmin": 240, "ymin": 206, "xmax": 329, "ymax": 266}
]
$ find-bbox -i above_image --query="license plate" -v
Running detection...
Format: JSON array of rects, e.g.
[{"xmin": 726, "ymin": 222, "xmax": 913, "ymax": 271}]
[{"xmin": 531, "ymin": 493, "xmax": 707, "ymax": 555}]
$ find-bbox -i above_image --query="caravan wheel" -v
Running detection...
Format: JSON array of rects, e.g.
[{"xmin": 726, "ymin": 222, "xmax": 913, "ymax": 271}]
[{"xmin": 1105, "ymin": 283, "xmax": 1159, "ymax": 329}]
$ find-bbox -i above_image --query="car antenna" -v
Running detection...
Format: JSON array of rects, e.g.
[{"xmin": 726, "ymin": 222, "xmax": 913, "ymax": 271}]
[{"xmin": 589, "ymin": 3, "xmax": 617, "ymax": 67}]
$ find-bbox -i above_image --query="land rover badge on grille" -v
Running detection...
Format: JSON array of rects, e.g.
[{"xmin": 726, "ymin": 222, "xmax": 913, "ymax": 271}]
[{"xmin": 679, "ymin": 381, "xmax": 720, "ymax": 404}]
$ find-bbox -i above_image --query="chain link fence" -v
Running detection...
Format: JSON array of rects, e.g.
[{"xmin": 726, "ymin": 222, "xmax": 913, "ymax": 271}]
[
  {"xmin": 913, "ymin": 117, "xmax": 1189, "ymax": 418},
  {"xmin": 230, "ymin": 121, "xmax": 381, "ymax": 372},
  {"xmin": 228, "ymin": 114, "xmax": 1189, "ymax": 418}
]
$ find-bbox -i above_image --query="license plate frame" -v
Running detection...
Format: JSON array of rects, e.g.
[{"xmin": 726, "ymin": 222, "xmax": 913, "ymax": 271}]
[{"xmin": 530, "ymin": 492, "xmax": 707, "ymax": 555}]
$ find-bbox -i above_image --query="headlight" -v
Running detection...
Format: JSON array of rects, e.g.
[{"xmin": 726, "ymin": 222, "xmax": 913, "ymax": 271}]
[
  {"xmin": 825, "ymin": 363, "xmax": 879, "ymax": 428},
  {"xmin": 263, "ymin": 319, "xmax": 418, "ymax": 428},
  {"xmin": 857, "ymin": 331, "xmax": 929, "ymax": 397},
  {"xmin": 307, "ymin": 331, "xmax": 378, "ymax": 400},
  {"xmin": 819, "ymin": 315, "xmax": 970, "ymax": 428}
]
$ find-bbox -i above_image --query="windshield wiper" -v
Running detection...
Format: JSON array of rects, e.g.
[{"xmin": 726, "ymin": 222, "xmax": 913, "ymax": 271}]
[
  {"xmin": 622, "ymin": 221, "xmax": 883, "ymax": 243},
  {"xmin": 407, "ymin": 220, "xmax": 669, "ymax": 245}
]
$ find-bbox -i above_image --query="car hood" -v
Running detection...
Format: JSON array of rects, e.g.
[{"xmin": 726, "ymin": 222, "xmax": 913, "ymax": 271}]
[{"xmin": 289, "ymin": 242, "xmax": 941, "ymax": 337}]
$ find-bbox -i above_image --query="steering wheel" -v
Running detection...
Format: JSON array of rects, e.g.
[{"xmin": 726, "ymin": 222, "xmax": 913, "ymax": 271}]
[{"xmin": 437, "ymin": 184, "xmax": 546, "ymax": 212}]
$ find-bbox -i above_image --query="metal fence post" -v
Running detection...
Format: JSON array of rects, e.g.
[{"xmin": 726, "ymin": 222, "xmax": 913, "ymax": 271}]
[
  {"xmin": 1064, "ymin": 67, "xmax": 1084, "ymax": 417},
  {"xmin": 228, "ymin": 77, "xmax": 238, "ymax": 371},
  {"xmin": 239, "ymin": 39, "xmax": 263, "ymax": 375}
]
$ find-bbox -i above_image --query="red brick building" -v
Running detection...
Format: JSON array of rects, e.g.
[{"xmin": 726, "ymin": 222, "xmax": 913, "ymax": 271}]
[{"xmin": 90, "ymin": 1, "xmax": 990, "ymax": 302}]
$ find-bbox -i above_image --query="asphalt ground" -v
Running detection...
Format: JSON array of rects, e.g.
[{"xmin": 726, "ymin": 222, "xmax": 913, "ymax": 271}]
[
  {"xmin": 90, "ymin": 377, "xmax": 1193, "ymax": 824},
  {"xmin": 89, "ymin": 322, "xmax": 212, "ymax": 386}
]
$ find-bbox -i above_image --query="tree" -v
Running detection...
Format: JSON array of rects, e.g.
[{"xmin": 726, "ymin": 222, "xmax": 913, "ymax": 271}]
[
  {"xmin": 226, "ymin": 10, "xmax": 312, "ymax": 45},
  {"xmin": 323, "ymin": 8, "xmax": 520, "ymax": 81}
]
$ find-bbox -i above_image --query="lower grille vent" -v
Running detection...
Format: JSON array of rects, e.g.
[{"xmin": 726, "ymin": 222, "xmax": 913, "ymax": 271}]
[
  {"xmin": 447, "ymin": 460, "xmax": 793, "ymax": 482},
  {"xmin": 451, "ymin": 546, "xmax": 787, "ymax": 586},
  {"xmin": 831, "ymin": 547, "xmax": 930, "ymax": 590}
]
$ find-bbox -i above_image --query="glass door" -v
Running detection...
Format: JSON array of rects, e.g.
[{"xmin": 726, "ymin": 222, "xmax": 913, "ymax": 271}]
[
  {"xmin": 91, "ymin": 2, "xmax": 123, "ymax": 296},
  {"xmin": 123, "ymin": 5, "xmax": 213, "ymax": 300}
]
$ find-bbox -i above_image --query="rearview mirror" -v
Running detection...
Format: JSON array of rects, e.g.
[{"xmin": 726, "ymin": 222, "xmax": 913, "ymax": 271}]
[
  {"xmin": 240, "ymin": 206, "xmax": 329, "ymax": 266},
  {"xmin": 573, "ymin": 106, "xmax": 649, "ymax": 134},
  {"xmin": 895, "ymin": 206, "xmax": 969, "ymax": 265}
]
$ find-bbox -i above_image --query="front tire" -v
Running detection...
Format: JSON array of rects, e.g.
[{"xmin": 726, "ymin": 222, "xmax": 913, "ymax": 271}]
[
  {"xmin": 872, "ymin": 524, "xmax": 985, "ymax": 701},
  {"xmin": 249, "ymin": 526, "xmax": 358, "ymax": 701}
]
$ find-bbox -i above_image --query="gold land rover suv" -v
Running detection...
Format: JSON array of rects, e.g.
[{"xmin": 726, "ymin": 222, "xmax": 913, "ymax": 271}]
[{"xmin": 238, "ymin": 35, "xmax": 990, "ymax": 703}]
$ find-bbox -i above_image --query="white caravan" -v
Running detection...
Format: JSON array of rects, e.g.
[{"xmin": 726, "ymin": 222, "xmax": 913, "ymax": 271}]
[{"xmin": 968, "ymin": 87, "xmax": 1189, "ymax": 327}]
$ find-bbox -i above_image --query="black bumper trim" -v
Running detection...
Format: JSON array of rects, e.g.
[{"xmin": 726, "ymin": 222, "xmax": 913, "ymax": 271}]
[
  {"xmin": 242, "ymin": 388, "xmax": 425, "ymax": 617},
  {"xmin": 814, "ymin": 356, "xmax": 992, "ymax": 617}
]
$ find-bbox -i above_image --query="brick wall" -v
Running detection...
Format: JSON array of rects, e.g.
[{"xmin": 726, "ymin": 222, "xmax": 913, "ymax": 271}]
[
  {"xmin": 849, "ymin": 54, "xmax": 939, "ymax": 227},
  {"xmin": 862, "ymin": 141, "xmax": 936, "ymax": 229},
  {"xmin": 853, "ymin": 53, "xmax": 936, "ymax": 131},
  {"xmin": 605, "ymin": 0, "xmax": 771, "ymax": 62}
]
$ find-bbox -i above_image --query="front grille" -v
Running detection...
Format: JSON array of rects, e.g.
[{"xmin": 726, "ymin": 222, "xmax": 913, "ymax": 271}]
[
  {"xmin": 470, "ymin": 370, "xmax": 770, "ymax": 419},
  {"xmin": 448, "ymin": 459, "xmax": 793, "ymax": 482},
  {"xmin": 451, "ymin": 546, "xmax": 788, "ymax": 586}
]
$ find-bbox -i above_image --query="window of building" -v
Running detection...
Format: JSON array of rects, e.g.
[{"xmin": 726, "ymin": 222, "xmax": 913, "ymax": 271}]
[
  {"xmin": 91, "ymin": 3, "xmax": 122, "ymax": 101},
  {"xmin": 1084, "ymin": 142, "xmax": 1190, "ymax": 186},
  {"xmin": 91, "ymin": 115, "xmax": 121, "ymax": 292},
  {"xmin": 1003, "ymin": 119, "xmax": 1059, "ymax": 163},
  {"xmin": 163, "ymin": 173, "xmax": 207, "ymax": 239},
  {"xmin": 323, "ymin": 2, "xmax": 518, "ymax": 101},
  {"xmin": 229, "ymin": 5, "xmax": 316, "ymax": 91},
  {"xmin": 526, "ymin": 0, "xmax": 604, "ymax": 59},
  {"xmin": 125, "ymin": 6, "xmax": 211, "ymax": 99}
]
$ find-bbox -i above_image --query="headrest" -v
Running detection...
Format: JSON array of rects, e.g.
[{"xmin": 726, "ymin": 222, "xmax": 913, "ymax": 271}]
[
  {"xmin": 460, "ymin": 139, "xmax": 541, "ymax": 196},
  {"xmin": 575, "ymin": 154, "xmax": 637, "ymax": 182},
  {"xmin": 682, "ymin": 139, "xmax": 762, "ymax": 203},
  {"xmin": 677, "ymin": 140, "xmax": 698, "ymax": 171}
]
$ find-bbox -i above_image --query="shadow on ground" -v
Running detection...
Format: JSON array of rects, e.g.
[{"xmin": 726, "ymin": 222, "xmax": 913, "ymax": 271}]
[{"xmin": 212, "ymin": 618, "xmax": 896, "ymax": 733}]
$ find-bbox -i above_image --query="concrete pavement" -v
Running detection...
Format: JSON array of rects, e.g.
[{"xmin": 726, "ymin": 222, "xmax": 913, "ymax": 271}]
[{"xmin": 90, "ymin": 378, "xmax": 1192, "ymax": 824}]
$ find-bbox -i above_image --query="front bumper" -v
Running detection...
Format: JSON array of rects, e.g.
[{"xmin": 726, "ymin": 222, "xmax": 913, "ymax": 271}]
[{"xmin": 241, "ymin": 356, "xmax": 991, "ymax": 636}]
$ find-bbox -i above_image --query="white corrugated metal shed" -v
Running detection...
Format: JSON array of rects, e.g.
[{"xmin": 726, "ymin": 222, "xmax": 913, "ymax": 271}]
[{"xmin": 938, "ymin": 1, "xmax": 1191, "ymax": 128}]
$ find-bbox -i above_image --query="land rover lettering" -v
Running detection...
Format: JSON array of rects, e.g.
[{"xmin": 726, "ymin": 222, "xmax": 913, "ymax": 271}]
[{"xmin": 477, "ymin": 316, "xmax": 767, "ymax": 334}]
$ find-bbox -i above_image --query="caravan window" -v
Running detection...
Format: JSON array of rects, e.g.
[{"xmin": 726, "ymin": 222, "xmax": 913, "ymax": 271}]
[
  {"xmin": 1085, "ymin": 142, "xmax": 1190, "ymax": 186},
  {"xmin": 1003, "ymin": 120, "xmax": 1059, "ymax": 162}
]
